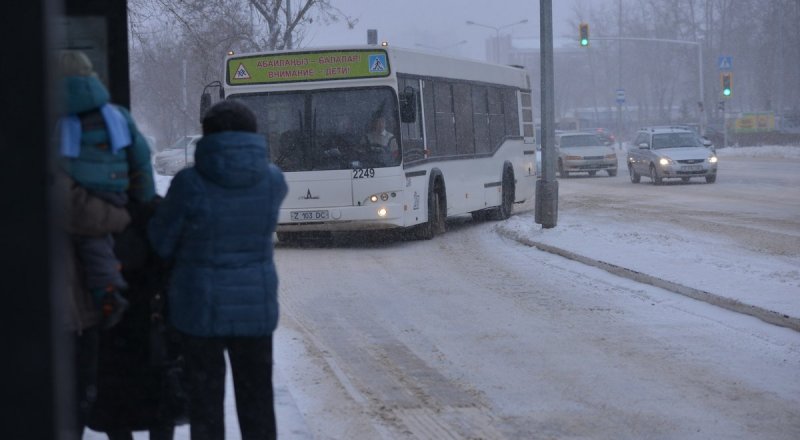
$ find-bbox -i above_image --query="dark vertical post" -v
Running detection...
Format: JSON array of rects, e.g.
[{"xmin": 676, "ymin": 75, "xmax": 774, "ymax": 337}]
[
  {"xmin": 535, "ymin": 0, "xmax": 558, "ymax": 228},
  {"xmin": 64, "ymin": 0, "xmax": 130, "ymax": 107},
  {"xmin": 0, "ymin": 0, "xmax": 72, "ymax": 438},
  {"xmin": 617, "ymin": 0, "xmax": 623, "ymax": 150}
]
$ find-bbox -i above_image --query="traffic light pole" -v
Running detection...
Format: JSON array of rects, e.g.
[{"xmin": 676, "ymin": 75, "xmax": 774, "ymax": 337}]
[
  {"xmin": 592, "ymin": 36, "xmax": 705, "ymax": 136},
  {"xmin": 535, "ymin": 0, "xmax": 558, "ymax": 228}
]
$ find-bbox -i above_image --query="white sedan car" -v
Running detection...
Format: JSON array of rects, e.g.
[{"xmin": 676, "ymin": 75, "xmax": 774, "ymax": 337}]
[
  {"xmin": 627, "ymin": 127, "xmax": 718, "ymax": 184},
  {"xmin": 555, "ymin": 132, "xmax": 618, "ymax": 177}
]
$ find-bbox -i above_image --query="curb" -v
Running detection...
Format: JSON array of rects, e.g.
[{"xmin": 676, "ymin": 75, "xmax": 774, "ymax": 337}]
[{"xmin": 497, "ymin": 227, "xmax": 800, "ymax": 333}]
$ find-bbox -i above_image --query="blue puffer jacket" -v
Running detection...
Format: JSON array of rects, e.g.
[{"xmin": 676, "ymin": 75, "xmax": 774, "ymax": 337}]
[{"xmin": 148, "ymin": 131, "xmax": 288, "ymax": 337}]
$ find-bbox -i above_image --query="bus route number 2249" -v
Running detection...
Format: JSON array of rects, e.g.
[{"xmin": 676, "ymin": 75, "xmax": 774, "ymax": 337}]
[{"xmin": 352, "ymin": 168, "xmax": 375, "ymax": 179}]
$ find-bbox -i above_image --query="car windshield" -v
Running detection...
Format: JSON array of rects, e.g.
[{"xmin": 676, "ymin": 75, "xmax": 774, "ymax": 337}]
[
  {"xmin": 652, "ymin": 133, "xmax": 702, "ymax": 149},
  {"xmin": 233, "ymin": 87, "xmax": 400, "ymax": 171},
  {"xmin": 560, "ymin": 134, "xmax": 602, "ymax": 148}
]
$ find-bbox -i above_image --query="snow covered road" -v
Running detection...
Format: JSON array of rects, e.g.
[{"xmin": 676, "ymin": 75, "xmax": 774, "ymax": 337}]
[{"xmin": 270, "ymin": 149, "xmax": 800, "ymax": 439}]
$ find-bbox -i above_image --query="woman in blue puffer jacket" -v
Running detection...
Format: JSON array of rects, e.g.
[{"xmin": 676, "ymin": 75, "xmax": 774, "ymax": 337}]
[{"xmin": 148, "ymin": 100, "xmax": 287, "ymax": 440}]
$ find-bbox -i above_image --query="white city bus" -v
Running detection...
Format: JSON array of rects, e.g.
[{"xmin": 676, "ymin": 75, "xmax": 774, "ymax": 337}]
[{"xmin": 210, "ymin": 45, "xmax": 536, "ymax": 241}]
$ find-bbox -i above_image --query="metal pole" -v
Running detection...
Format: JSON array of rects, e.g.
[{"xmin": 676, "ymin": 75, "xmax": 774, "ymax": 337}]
[
  {"xmin": 495, "ymin": 29, "xmax": 500, "ymax": 63},
  {"xmin": 466, "ymin": 20, "xmax": 527, "ymax": 63},
  {"xmin": 698, "ymin": 43, "xmax": 705, "ymax": 135},
  {"xmin": 535, "ymin": 0, "xmax": 558, "ymax": 228},
  {"xmin": 617, "ymin": 0, "xmax": 623, "ymax": 150}
]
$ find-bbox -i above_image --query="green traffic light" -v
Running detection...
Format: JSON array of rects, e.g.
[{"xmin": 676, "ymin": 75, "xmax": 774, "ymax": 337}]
[
  {"xmin": 580, "ymin": 38, "xmax": 588, "ymax": 46},
  {"xmin": 723, "ymin": 88, "xmax": 731, "ymax": 96}
]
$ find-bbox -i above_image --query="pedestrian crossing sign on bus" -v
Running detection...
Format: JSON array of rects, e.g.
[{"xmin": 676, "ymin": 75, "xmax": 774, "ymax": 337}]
[{"xmin": 368, "ymin": 54, "xmax": 387, "ymax": 73}]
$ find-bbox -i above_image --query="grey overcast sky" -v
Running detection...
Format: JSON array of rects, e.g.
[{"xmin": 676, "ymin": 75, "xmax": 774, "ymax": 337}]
[{"xmin": 304, "ymin": 0, "xmax": 606, "ymax": 60}]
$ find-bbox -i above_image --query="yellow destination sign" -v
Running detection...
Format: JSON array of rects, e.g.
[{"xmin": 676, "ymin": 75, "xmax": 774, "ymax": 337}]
[{"xmin": 227, "ymin": 50, "xmax": 390, "ymax": 85}]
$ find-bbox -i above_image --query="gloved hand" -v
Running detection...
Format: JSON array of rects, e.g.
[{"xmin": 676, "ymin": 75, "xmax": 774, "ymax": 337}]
[{"xmin": 92, "ymin": 288, "xmax": 130, "ymax": 329}]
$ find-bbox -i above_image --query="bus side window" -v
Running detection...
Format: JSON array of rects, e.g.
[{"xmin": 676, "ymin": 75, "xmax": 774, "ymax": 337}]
[
  {"xmin": 503, "ymin": 88, "xmax": 519, "ymax": 137},
  {"xmin": 399, "ymin": 77, "xmax": 425, "ymax": 163},
  {"xmin": 488, "ymin": 87, "xmax": 504, "ymax": 150},
  {"xmin": 422, "ymin": 79, "xmax": 437, "ymax": 157},
  {"xmin": 453, "ymin": 82, "xmax": 474, "ymax": 155},
  {"xmin": 472, "ymin": 86, "xmax": 490, "ymax": 154},
  {"xmin": 434, "ymin": 81, "xmax": 456, "ymax": 156}
]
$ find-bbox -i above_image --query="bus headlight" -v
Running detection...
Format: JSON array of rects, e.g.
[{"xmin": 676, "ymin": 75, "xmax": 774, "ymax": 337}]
[
  {"xmin": 369, "ymin": 193, "xmax": 391, "ymax": 203},
  {"xmin": 377, "ymin": 207, "xmax": 387, "ymax": 217}
]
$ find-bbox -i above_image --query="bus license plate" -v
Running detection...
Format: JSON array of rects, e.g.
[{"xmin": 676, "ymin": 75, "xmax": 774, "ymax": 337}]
[{"xmin": 291, "ymin": 210, "xmax": 329, "ymax": 221}]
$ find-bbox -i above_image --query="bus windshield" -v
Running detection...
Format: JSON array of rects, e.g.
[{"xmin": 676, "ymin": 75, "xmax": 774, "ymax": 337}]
[{"xmin": 234, "ymin": 87, "xmax": 400, "ymax": 171}]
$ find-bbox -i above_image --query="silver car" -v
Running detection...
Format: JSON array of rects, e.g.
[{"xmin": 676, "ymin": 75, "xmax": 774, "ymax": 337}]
[
  {"xmin": 627, "ymin": 127, "xmax": 718, "ymax": 185},
  {"xmin": 153, "ymin": 135, "xmax": 201, "ymax": 176},
  {"xmin": 555, "ymin": 132, "xmax": 618, "ymax": 177}
]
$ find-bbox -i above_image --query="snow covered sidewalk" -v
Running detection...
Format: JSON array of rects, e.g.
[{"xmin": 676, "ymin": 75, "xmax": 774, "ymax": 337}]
[{"xmin": 497, "ymin": 203, "xmax": 800, "ymax": 332}]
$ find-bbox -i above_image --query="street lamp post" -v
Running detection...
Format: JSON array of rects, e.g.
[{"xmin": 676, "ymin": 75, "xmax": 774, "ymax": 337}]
[{"xmin": 466, "ymin": 19, "xmax": 528, "ymax": 63}]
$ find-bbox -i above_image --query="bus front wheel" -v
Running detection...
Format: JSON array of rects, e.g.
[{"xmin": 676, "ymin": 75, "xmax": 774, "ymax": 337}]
[{"xmin": 415, "ymin": 187, "xmax": 445, "ymax": 240}]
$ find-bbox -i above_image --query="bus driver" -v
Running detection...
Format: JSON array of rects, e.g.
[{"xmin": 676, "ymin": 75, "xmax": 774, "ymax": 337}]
[{"xmin": 364, "ymin": 110, "xmax": 399, "ymax": 164}]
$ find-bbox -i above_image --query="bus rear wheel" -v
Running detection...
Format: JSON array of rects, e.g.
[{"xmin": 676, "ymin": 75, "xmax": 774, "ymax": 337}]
[{"xmin": 488, "ymin": 169, "xmax": 515, "ymax": 221}]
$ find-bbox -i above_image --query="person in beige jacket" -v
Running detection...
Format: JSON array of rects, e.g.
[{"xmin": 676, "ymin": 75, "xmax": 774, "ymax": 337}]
[{"xmin": 58, "ymin": 170, "xmax": 131, "ymax": 436}]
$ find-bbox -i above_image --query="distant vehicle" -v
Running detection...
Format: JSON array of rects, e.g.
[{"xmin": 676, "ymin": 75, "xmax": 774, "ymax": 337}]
[
  {"xmin": 153, "ymin": 134, "xmax": 201, "ymax": 176},
  {"xmin": 702, "ymin": 125, "xmax": 724, "ymax": 149},
  {"xmin": 583, "ymin": 127, "xmax": 615, "ymax": 145},
  {"xmin": 555, "ymin": 131, "xmax": 618, "ymax": 177},
  {"xmin": 627, "ymin": 127, "xmax": 718, "ymax": 184}
]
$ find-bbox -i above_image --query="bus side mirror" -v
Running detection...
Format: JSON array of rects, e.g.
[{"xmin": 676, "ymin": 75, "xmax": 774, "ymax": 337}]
[
  {"xmin": 400, "ymin": 86, "xmax": 417, "ymax": 123},
  {"xmin": 200, "ymin": 92, "xmax": 212, "ymax": 122},
  {"xmin": 199, "ymin": 81, "xmax": 225, "ymax": 123}
]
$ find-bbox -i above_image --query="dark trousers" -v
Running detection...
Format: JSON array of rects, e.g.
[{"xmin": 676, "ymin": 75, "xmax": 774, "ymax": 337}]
[
  {"xmin": 75, "ymin": 326, "xmax": 100, "ymax": 435},
  {"xmin": 182, "ymin": 333, "xmax": 276, "ymax": 440}
]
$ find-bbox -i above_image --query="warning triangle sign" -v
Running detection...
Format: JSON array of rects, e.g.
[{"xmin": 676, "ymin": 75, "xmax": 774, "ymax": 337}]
[{"xmin": 234, "ymin": 63, "xmax": 251, "ymax": 79}]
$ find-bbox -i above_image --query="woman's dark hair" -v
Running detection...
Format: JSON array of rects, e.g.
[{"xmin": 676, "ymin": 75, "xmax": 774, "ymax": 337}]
[{"xmin": 201, "ymin": 100, "xmax": 257, "ymax": 135}]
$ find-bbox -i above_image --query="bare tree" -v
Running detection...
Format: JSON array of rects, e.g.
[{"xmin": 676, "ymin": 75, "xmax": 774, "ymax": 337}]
[
  {"xmin": 127, "ymin": 0, "xmax": 356, "ymax": 148},
  {"xmin": 572, "ymin": 0, "xmax": 800, "ymax": 133}
]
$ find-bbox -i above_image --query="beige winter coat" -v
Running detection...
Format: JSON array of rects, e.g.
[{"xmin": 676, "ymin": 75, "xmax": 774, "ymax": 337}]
[{"xmin": 59, "ymin": 172, "xmax": 131, "ymax": 332}]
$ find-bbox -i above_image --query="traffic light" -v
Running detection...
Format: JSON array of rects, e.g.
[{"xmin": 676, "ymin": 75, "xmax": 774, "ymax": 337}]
[
  {"xmin": 579, "ymin": 23, "xmax": 589, "ymax": 47},
  {"xmin": 721, "ymin": 72, "xmax": 733, "ymax": 97}
]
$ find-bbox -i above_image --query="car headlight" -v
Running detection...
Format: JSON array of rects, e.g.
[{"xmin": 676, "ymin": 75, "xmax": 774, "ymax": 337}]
[
  {"xmin": 658, "ymin": 157, "xmax": 674, "ymax": 166},
  {"xmin": 709, "ymin": 156, "xmax": 718, "ymax": 163}
]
